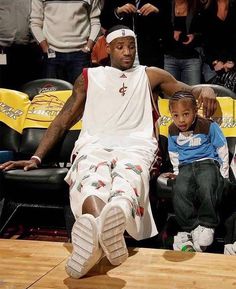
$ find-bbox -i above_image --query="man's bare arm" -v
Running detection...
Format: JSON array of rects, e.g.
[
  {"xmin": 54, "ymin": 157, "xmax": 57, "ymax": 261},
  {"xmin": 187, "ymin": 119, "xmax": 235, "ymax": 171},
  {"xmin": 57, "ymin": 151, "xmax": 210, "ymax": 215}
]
[
  {"xmin": 146, "ymin": 66, "xmax": 217, "ymax": 118},
  {"xmin": 0, "ymin": 73, "xmax": 86, "ymax": 171},
  {"xmin": 146, "ymin": 66, "xmax": 191, "ymax": 94},
  {"xmin": 34, "ymin": 74, "xmax": 86, "ymax": 160}
]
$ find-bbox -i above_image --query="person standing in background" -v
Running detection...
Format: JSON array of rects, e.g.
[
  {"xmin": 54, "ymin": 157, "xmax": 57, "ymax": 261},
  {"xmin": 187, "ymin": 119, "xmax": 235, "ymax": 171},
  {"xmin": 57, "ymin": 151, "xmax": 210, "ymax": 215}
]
[
  {"xmin": 0, "ymin": 0, "xmax": 43, "ymax": 90},
  {"xmin": 30, "ymin": 0, "xmax": 102, "ymax": 85},
  {"xmin": 100, "ymin": 0, "xmax": 167, "ymax": 68},
  {"xmin": 198, "ymin": 0, "xmax": 236, "ymax": 82},
  {"xmin": 162, "ymin": 0, "xmax": 202, "ymax": 85},
  {"xmin": 91, "ymin": 28, "xmax": 110, "ymax": 67}
]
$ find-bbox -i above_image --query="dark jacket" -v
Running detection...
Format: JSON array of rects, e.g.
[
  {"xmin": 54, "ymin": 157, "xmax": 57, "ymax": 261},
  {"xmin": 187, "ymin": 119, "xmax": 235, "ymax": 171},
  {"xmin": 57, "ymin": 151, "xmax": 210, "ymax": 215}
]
[
  {"xmin": 199, "ymin": 0, "xmax": 236, "ymax": 65},
  {"xmin": 100, "ymin": 0, "xmax": 168, "ymax": 67},
  {"xmin": 162, "ymin": 0, "xmax": 202, "ymax": 59}
]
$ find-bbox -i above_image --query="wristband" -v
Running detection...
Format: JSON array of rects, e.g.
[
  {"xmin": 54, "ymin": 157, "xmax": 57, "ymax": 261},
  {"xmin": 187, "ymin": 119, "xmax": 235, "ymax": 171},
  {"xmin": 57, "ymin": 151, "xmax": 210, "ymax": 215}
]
[{"xmin": 31, "ymin": 155, "xmax": 42, "ymax": 165}]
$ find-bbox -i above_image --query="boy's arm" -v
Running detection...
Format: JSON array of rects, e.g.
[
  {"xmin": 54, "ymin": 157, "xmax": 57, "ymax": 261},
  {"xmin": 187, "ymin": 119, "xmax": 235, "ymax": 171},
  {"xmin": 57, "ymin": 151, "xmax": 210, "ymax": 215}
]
[
  {"xmin": 217, "ymin": 145, "xmax": 230, "ymax": 179},
  {"xmin": 168, "ymin": 134, "xmax": 179, "ymax": 175},
  {"xmin": 210, "ymin": 122, "xmax": 229, "ymax": 178}
]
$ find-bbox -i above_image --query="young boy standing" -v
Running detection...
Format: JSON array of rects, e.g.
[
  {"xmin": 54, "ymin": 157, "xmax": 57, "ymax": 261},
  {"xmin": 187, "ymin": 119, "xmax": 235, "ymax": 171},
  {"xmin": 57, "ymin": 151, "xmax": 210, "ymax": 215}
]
[{"xmin": 167, "ymin": 91, "xmax": 229, "ymax": 252}]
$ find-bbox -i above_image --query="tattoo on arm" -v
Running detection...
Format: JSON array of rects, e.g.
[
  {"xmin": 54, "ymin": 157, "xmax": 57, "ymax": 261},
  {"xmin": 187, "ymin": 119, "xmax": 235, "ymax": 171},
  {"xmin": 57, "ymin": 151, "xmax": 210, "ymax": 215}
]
[
  {"xmin": 59, "ymin": 73, "xmax": 86, "ymax": 127},
  {"xmin": 34, "ymin": 73, "xmax": 86, "ymax": 159}
]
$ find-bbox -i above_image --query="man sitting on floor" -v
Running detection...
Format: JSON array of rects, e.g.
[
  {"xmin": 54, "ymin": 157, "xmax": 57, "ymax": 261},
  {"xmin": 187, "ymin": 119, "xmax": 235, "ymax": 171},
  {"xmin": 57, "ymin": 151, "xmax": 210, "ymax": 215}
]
[{"xmin": 0, "ymin": 25, "xmax": 217, "ymax": 278}]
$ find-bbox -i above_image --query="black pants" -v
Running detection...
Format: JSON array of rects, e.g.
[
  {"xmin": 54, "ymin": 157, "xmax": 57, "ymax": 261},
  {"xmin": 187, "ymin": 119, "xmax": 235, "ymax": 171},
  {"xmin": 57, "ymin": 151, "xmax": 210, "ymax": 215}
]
[
  {"xmin": 0, "ymin": 43, "xmax": 43, "ymax": 91},
  {"xmin": 173, "ymin": 159, "xmax": 224, "ymax": 231},
  {"xmin": 137, "ymin": 35, "xmax": 164, "ymax": 68}
]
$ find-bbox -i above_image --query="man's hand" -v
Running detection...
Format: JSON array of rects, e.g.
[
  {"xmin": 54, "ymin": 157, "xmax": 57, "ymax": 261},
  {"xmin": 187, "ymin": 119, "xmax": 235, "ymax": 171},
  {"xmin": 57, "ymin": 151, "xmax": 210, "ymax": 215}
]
[
  {"xmin": 0, "ymin": 159, "xmax": 39, "ymax": 172},
  {"xmin": 195, "ymin": 87, "xmax": 217, "ymax": 118}
]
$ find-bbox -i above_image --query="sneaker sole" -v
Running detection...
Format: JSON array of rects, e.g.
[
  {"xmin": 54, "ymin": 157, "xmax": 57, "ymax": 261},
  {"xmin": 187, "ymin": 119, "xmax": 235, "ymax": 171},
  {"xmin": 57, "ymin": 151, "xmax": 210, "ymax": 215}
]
[
  {"xmin": 99, "ymin": 204, "xmax": 128, "ymax": 266},
  {"xmin": 65, "ymin": 214, "xmax": 101, "ymax": 278}
]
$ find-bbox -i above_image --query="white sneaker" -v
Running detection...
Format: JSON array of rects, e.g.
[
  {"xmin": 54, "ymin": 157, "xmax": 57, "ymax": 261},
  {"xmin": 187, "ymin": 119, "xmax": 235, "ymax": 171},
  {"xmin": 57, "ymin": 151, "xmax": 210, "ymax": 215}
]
[
  {"xmin": 65, "ymin": 214, "xmax": 103, "ymax": 279},
  {"xmin": 99, "ymin": 202, "xmax": 128, "ymax": 266},
  {"xmin": 198, "ymin": 226, "xmax": 215, "ymax": 247},
  {"xmin": 191, "ymin": 225, "xmax": 214, "ymax": 251},
  {"xmin": 191, "ymin": 226, "xmax": 203, "ymax": 252},
  {"xmin": 173, "ymin": 232, "xmax": 194, "ymax": 251},
  {"xmin": 224, "ymin": 241, "xmax": 236, "ymax": 255}
]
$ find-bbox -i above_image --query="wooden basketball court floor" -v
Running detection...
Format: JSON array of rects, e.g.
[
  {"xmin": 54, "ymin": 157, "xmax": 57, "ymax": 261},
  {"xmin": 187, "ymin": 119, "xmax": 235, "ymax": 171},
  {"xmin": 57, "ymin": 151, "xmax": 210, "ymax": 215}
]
[{"xmin": 1, "ymin": 239, "xmax": 236, "ymax": 289}]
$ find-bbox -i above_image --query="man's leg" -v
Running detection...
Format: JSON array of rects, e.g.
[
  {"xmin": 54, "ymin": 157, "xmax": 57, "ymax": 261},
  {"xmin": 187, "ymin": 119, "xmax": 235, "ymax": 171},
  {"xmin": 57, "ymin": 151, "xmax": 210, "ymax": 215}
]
[
  {"xmin": 82, "ymin": 195, "xmax": 106, "ymax": 217},
  {"xmin": 66, "ymin": 150, "xmax": 112, "ymax": 278},
  {"xmin": 164, "ymin": 55, "xmax": 181, "ymax": 81},
  {"xmin": 67, "ymin": 51, "xmax": 91, "ymax": 85},
  {"xmin": 99, "ymin": 154, "xmax": 153, "ymax": 265},
  {"xmin": 181, "ymin": 58, "xmax": 201, "ymax": 85}
]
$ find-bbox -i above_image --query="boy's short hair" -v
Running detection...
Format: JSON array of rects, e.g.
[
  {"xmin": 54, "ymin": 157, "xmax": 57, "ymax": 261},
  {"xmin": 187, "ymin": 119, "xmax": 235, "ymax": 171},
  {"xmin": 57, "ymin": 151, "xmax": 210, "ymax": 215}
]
[{"xmin": 169, "ymin": 91, "xmax": 197, "ymax": 110}]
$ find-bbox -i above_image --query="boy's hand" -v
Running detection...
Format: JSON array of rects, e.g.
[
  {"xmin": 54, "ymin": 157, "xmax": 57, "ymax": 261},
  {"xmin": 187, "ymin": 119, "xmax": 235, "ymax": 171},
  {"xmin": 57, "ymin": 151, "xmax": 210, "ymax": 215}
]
[{"xmin": 162, "ymin": 172, "xmax": 177, "ymax": 180}]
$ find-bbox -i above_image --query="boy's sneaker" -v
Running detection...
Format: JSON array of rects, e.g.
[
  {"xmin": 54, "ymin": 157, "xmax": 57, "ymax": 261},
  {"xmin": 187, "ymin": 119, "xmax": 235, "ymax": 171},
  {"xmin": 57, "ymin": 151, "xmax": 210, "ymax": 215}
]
[
  {"xmin": 191, "ymin": 225, "xmax": 214, "ymax": 251},
  {"xmin": 65, "ymin": 214, "xmax": 103, "ymax": 279},
  {"xmin": 224, "ymin": 241, "xmax": 236, "ymax": 255},
  {"xmin": 99, "ymin": 202, "xmax": 128, "ymax": 266},
  {"xmin": 173, "ymin": 232, "xmax": 194, "ymax": 251},
  {"xmin": 191, "ymin": 226, "xmax": 203, "ymax": 252},
  {"xmin": 198, "ymin": 226, "xmax": 215, "ymax": 247}
]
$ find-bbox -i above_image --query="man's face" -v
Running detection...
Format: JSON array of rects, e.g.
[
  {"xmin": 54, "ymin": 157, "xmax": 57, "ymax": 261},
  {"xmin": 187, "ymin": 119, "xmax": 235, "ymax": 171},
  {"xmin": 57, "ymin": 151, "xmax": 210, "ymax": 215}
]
[{"xmin": 107, "ymin": 36, "xmax": 136, "ymax": 70}]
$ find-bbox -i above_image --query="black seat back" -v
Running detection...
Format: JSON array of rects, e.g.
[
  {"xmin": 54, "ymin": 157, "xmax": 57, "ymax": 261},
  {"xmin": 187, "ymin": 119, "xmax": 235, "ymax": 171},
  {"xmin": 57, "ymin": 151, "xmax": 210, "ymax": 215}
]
[
  {"xmin": 0, "ymin": 122, "xmax": 21, "ymax": 153},
  {"xmin": 21, "ymin": 78, "xmax": 73, "ymax": 100},
  {"xmin": 19, "ymin": 128, "xmax": 80, "ymax": 164},
  {"xmin": 192, "ymin": 84, "xmax": 236, "ymax": 99}
]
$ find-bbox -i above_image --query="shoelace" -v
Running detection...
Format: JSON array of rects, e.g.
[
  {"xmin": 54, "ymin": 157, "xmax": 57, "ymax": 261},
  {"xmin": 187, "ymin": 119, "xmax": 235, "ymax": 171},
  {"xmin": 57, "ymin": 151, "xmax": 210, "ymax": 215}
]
[{"xmin": 179, "ymin": 232, "xmax": 192, "ymax": 243}]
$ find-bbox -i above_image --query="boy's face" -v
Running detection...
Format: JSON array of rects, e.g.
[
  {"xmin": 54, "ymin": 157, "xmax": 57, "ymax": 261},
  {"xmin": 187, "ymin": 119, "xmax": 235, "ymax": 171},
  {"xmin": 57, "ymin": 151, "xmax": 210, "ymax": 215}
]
[{"xmin": 170, "ymin": 99, "xmax": 197, "ymax": 132}]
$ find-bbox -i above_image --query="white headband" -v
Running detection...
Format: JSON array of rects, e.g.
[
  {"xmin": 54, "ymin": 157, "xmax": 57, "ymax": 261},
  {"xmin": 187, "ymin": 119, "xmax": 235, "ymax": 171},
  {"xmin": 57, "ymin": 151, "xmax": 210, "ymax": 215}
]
[{"xmin": 106, "ymin": 29, "xmax": 135, "ymax": 44}]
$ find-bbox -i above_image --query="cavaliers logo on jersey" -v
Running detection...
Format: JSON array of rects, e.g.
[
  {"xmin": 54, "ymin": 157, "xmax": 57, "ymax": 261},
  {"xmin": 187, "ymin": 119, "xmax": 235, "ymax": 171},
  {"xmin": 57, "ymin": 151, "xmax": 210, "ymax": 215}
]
[{"xmin": 119, "ymin": 83, "xmax": 127, "ymax": 96}]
